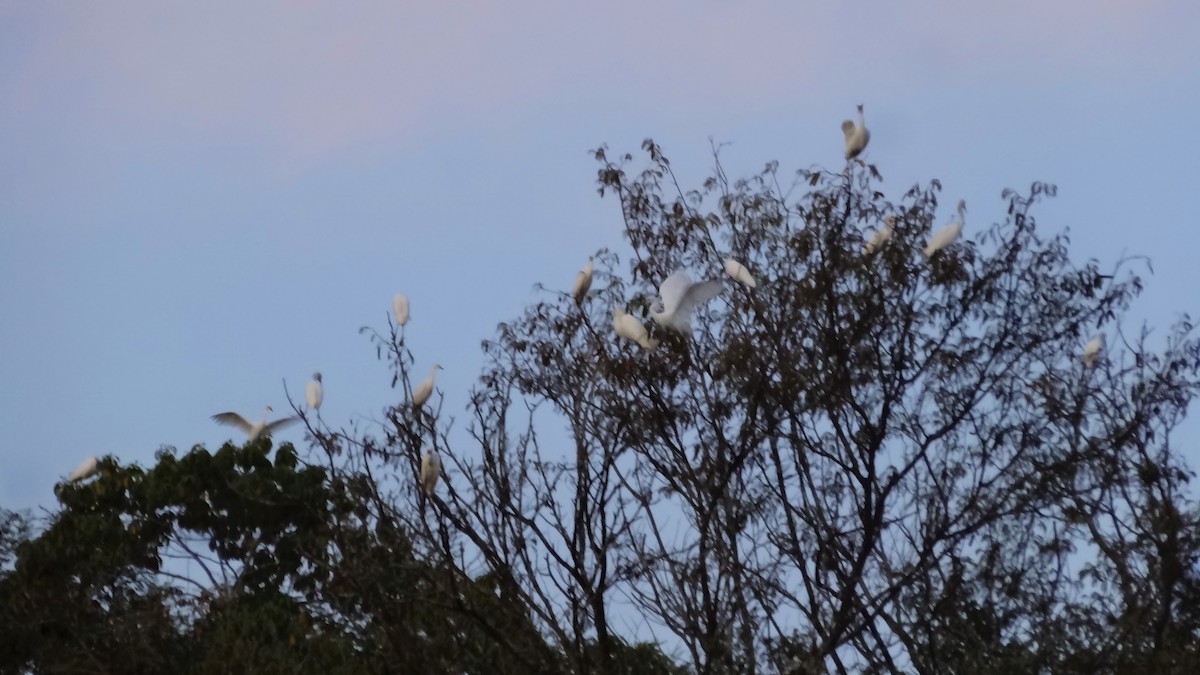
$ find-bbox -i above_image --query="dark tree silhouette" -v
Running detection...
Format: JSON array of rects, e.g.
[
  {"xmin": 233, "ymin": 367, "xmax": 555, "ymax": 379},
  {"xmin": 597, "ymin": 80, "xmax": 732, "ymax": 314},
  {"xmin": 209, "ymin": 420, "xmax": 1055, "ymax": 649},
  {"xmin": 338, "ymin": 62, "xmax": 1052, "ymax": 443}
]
[
  {"xmin": 3, "ymin": 140, "xmax": 1198, "ymax": 675},
  {"xmin": 362, "ymin": 141, "xmax": 1200, "ymax": 673}
]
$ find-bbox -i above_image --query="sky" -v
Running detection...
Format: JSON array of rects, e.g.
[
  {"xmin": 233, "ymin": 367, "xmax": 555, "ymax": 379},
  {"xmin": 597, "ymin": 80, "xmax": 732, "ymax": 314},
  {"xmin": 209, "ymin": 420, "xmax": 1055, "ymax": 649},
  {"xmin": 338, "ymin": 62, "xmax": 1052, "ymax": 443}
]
[{"xmin": 2, "ymin": 0, "xmax": 1199, "ymax": 513}]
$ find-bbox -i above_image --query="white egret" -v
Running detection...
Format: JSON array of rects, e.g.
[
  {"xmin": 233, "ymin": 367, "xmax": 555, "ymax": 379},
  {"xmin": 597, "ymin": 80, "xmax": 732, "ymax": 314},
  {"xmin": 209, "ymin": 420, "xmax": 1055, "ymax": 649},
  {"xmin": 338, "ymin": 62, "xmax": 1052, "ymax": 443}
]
[
  {"xmin": 67, "ymin": 456, "xmax": 100, "ymax": 482},
  {"xmin": 651, "ymin": 269, "xmax": 724, "ymax": 335},
  {"xmin": 723, "ymin": 258, "xmax": 757, "ymax": 289},
  {"xmin": 306, "ymin": 372, "xmax": 323, "ymax": 410},
  {"xmin": 842, "ymin": 104, "xmax": 870, "ymax": 160},
  {"xmin": 55, "ymin": 455, "xmax": 101, "ymax": 497},
  {"xmin": 211, "ymin": 405, "xmax": 298, "ymax": 441},
  {"xmin": 420, "ymin": 448, "xmax": 441, "ymax": 496},
  {"xmin": 1082, "ymin": 333, "xmax": 1106, "ymax": 367},
  {"xmin": 923, "ymin": 200, "xmax": 967, "ymax": 258},
  {"xmin": 412, "ymin": 364, "xmax": 442, "ymax": 409},
  {"xmin": 392, "ymin": 292, "xmax": 410, "ymax": 326},
  {"xmin": 572, "ymin": 256, "xmax": 594, "ymax": 305},
  {"xmin": 613, "ymin": 308, "xmax": 659, "ymax": 350},
  {"xmin": 863, "ymin": 216, "xmax": 896, "ymax": 255}
]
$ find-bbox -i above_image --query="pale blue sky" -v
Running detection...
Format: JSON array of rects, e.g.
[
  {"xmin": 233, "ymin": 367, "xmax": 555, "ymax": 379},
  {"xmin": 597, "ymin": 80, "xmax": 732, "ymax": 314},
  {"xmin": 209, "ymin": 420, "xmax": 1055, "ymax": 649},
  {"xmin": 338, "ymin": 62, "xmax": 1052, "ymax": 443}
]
[{"xmin": 2, "ymin": 1, "xmax": 1198, "ymax": 511}]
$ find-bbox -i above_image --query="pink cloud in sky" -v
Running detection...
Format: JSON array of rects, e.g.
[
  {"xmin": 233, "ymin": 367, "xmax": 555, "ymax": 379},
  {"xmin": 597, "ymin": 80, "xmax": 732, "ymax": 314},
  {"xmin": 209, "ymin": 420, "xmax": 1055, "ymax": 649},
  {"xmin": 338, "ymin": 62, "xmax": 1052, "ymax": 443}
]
[{"xmin": 2, "ymin": 0, "xmax": 1194, "ymax": 167}]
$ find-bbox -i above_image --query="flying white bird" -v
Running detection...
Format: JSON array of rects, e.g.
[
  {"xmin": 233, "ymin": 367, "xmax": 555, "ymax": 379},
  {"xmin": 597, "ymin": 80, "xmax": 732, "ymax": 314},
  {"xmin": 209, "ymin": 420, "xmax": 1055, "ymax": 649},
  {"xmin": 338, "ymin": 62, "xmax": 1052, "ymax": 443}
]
[
  {"xmin": 651, "ymin": 270, "xmax": 724, "ymax": 335},
  {"xmin": 392, "ymin": 292, "xmax": 410, "ymax": 326},
  {"xmin": 211, "ymin": 405, "xmax": 298, "ymax": 441},
  {"xmin": 613, "ymin": 308, "xmax": 659, "ymax": 350},
  {"xmin": 723, "ymin": 258, "xmax": 757, "ymax": 289},
  {"xmin": 420, "ymin": 448, "xmax": 441, "ymax": 496},
  {"xmin": 572, "ymin": 256, "xmax": 594, "ymax": 305},
  {"xmin": 1082, "ymin": 333, "xmax": 1106, "ymax": 367},
  {"xmin": 923, "ymin": 200, "xmax": 967, "ymax": 258},
  {"xmin": 67, "ymin": 455, "xmax": 100, "ymax": 482},
  {"xmin": 863, "ymin": 215, "xmax": 896, "ymax": 255},
  {"xmin": 306, "ymin": 372, "xmax": 323, "ymax": 410},
  {"xmin": 412, "ymin": 364, "xmax": 442, "ymax": 409},
  {"xmin": 842, "ymin": 104, "xmax": 871, "ymax": 160}
]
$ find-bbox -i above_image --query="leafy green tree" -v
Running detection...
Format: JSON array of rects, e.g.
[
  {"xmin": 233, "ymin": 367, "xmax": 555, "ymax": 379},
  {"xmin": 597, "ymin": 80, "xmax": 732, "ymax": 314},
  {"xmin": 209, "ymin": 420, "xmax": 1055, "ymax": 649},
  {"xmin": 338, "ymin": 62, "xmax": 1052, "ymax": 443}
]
[{"xmin": 1, "ymin": 438, "xmax": 674, "ymax": 673}]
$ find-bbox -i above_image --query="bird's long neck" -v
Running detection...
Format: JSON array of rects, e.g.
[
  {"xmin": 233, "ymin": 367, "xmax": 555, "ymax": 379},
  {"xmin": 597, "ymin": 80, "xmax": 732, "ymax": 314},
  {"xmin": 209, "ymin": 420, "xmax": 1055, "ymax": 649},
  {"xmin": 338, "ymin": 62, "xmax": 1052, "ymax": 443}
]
[
  {"xmin": 857, "ymin": 109, "xmax": 865, "ymax": 127},
  {"xmin": 262, "ymin": 406, "xmax": 271, "ymax": 424}
]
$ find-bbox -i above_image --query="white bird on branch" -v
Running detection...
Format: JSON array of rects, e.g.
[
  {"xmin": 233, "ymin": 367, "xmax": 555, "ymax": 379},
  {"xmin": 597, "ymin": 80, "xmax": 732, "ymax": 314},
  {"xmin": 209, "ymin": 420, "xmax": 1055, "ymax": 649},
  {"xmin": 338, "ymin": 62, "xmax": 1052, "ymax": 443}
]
[
  {"xmin": 67, "ymin": 456, "xmax": 100, "ymax": 482},
  {"xmin": 572, "ymin": 256, "xmax": 594, "ymax": 305},
  {"xmin": 863, "ymin": 216, "xmax": 895, "ymax": 255},
  {"xmin": 420, "ymin": 448, "xmax": 441, "ymax": 497},
  {"xmin": 1082, "ymin": 333, "xmax": 1106, "ymax": 367},
  {"xmin": 412, "ymin": 364, "xmax": 442, "ymax": 409},
  {"xmin": 306, "ymin": 372, "xmax": 323, "ymax": 411},
  {"xmin": 211, "ymin": 405, "xmax": 297, "ymax": 441},
  {"xmin": 842, "ymin": 104, "xmax": 870, "ymax": 160},
  {"xmin": 724, "ymin": 258, "xmax": 757, "ymax": 289},
  {"xmin": 923, "ymin": 200, "xmax": 967, "ymax": 258},
  {"xmin": 55, "ymin": 455, "xmax": 102, "ymax": 497},
  {"xmin": 392, "ymin": 292, "xmax": 410, "ymax": 326},
  {"xmin": 613, "ymin": 308, "xmax": 659, "ymax": 350},
  {"xmin": 652, "ymin": 269, "xmax": 724, "ymax": 335}
]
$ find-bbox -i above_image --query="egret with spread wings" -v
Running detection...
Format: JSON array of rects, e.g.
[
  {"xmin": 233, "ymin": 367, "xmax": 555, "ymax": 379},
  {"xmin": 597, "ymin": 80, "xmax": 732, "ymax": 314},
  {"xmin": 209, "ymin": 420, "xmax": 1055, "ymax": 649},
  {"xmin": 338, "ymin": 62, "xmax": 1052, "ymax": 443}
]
[
  {"xmin": 651, "ymin": 269, "xmax": 724, "ymax": 336},
  {"xmin": 212, "ymin": 405, "xmax": 298, "ymax": 441}
]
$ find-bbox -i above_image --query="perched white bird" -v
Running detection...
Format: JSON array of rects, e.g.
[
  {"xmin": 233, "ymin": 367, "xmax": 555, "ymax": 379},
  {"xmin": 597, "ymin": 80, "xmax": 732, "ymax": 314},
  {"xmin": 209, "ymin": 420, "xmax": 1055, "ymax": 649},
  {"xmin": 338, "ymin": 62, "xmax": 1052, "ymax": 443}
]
[
  {"xmin": 55, "ymin": 455, "xmax": 102, "ymax": 497},
  {"xmin": 306, "ymin": 372, "xmax": 323, "ymax": 410},
  {"xmin": 212, "ymin": 405, "xmax": 298, "ymax": 441},
  {"xmin": 723, "ymin": 258, "xmax": 757, "ymax": 289},
  {"xmin": 67, "ymin": 456, "xmax": 100, "ymax": 482},
  {"xmin": 412, "ymin": 364, "xmax": 442, "ymax": 409},
  {"xmin": 392, "ymin": 292, "xmax": 410, "ymax": 326},
  {"xmin": 420, "ymin": 448, "xmax": 441, "ymax": 496},
  {"xmin": 842, "ymin": 104, "xmax": 870, "ymax": 160},
  {"xmin": 651, "ymin": 270, "xmax": 724, "ymax": 335},
  {"xmin": 572, "ymin": 256, "xmax": 594, "ymax": 305},
  {"xmin": 863, "ymin": 216, "xmax": 896, "ymax": 255},
  {"xmin": 923, "ymin": 200, "xmax": 967, "ymax": 258},
  {"xmin": 613, "ymin": 308, "xmax": 660, "ymax": 350},
  {"xmin": 1082, "ymin": 333, "xmax": 1106, "ymax": 367}
]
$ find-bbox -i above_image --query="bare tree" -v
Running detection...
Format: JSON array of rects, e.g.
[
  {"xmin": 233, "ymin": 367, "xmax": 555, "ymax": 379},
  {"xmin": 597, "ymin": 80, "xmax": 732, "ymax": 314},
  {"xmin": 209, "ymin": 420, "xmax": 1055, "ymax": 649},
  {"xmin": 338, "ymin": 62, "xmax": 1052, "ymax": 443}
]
[{"xmin": 335, "ymin": 140, "xmax": 1199, "ymax": 674}]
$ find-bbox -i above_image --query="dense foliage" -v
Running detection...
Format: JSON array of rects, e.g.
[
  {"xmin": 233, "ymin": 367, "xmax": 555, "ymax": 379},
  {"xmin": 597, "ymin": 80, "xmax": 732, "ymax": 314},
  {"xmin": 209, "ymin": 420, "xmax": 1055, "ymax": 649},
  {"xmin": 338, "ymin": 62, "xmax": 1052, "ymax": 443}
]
[{"xmin": 3, "ymin": 142, "xmax": 1199, "ymax": 674}]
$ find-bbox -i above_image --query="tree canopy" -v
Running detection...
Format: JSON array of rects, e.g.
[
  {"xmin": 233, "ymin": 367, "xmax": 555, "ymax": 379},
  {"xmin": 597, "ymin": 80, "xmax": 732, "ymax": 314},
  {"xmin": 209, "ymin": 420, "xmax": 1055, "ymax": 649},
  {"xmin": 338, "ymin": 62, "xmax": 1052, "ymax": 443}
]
[{"xmin": 3, "ymin": 141, "xmax": 1199, "ymax": 674}]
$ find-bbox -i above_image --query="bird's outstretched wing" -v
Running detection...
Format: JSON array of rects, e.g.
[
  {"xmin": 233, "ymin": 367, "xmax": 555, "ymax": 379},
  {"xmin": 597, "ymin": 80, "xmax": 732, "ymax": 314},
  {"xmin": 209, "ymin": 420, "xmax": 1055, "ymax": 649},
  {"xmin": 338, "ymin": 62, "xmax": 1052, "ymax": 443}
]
[
  {"xmin": 263, "ymin": 416, "xmax": 299, "ymax": 435},
  {"xmin": 212, "ymin": 412, "xmax": 253, "ymax": 433},
  {"xmin": 677, "ymin": 279, "xmax": 724, "ymax": 318},
  {"xmin": 657, "ymin": 270, "xmax": 695, "ymax": 316},
  {"xmin": 660, "ymin": 278, "xmax": 724, "ymax": 333}
]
